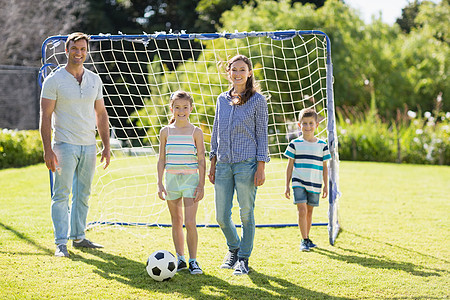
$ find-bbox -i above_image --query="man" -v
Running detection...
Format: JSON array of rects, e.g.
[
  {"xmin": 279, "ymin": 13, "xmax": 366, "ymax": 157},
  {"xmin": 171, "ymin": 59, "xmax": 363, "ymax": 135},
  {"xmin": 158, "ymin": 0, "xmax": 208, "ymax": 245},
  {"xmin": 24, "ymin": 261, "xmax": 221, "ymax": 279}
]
[{"xmin": 40, "ymin": 32, "xmax": 110, "ymax": 257}]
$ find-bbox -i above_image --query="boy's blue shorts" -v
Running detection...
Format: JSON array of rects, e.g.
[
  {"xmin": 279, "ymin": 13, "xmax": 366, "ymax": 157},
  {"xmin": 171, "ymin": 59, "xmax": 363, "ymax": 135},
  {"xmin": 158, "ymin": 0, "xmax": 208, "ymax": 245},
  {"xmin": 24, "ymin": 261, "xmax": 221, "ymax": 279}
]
[{"xmin": 293, "ymin": 187, "xmax": 320, "ymax": 207}]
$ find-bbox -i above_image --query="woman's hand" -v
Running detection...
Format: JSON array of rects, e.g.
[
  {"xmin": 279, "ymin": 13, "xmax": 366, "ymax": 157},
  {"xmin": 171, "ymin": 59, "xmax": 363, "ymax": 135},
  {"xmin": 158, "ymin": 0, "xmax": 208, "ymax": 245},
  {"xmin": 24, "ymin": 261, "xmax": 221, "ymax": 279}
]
[
  {"xmin": 254, "ymin": 161, "xmax": 266, "ymax": 187},
  {"xmin": 208, "ymin": 157, "xmax": 217, "ymax": 184}
]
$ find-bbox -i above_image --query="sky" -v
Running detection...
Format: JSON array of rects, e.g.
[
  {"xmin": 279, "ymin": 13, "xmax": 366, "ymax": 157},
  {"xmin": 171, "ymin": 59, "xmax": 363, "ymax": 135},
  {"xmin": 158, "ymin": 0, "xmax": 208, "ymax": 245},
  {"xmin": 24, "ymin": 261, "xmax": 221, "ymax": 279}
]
[{"xmin": 344, "ymin": 0, "xmax": 440, "ymax": 25}]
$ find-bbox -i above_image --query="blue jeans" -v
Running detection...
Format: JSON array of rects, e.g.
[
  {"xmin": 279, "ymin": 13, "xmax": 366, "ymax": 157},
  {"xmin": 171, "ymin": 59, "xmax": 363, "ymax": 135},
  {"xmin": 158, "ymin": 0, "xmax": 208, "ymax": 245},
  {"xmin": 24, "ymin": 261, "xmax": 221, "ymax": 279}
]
[
  {"xmin": 214, "ymin": 158, "xmax": 257, "ymax": 259},
  {"xmin": 51, "ymin": 142, "xmax": 97, "ymax": 245}
]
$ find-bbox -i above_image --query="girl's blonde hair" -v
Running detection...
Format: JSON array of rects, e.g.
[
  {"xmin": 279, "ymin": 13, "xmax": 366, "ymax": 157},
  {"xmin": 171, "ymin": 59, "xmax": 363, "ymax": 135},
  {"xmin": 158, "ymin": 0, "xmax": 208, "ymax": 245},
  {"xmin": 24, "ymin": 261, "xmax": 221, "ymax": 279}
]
[
  {"xmin": 169, "ymin": 90, "xmax": 194, "ymax": 124},
  {"xmin": 226, "ymin": 54, "xmax": 260, "ymax": 105}
]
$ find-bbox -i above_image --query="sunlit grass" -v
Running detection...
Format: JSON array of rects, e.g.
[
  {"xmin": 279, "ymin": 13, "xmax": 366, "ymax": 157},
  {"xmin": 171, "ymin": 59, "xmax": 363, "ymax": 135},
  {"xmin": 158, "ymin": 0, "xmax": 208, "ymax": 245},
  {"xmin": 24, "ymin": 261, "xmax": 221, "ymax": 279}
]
[{"xmin": 0, "ymin": 161, "xmax": 449, "ymax": 299}]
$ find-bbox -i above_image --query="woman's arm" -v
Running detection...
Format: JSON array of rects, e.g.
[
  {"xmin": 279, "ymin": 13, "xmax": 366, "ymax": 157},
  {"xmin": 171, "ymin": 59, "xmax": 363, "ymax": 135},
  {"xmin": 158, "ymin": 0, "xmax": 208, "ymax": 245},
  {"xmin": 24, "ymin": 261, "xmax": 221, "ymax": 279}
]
[{"xmin": 255, "ymin": 94, "xmax": 270, "ymax": 163}]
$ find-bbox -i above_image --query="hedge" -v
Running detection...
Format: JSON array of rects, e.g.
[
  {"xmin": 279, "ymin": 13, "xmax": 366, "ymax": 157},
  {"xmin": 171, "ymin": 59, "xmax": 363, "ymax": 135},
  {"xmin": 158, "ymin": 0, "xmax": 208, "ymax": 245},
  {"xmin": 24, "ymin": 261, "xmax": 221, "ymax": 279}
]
[
  {"xmin": 2, "ymin": 108, "xmax": 450, "ymax": 170},
  {"xmin": 337, "ymin": 109, "xmax": 450, "ymax": 165},
  {"xmin": 0, "ymin": 129, "xmax": 44, "ymax": 169}
]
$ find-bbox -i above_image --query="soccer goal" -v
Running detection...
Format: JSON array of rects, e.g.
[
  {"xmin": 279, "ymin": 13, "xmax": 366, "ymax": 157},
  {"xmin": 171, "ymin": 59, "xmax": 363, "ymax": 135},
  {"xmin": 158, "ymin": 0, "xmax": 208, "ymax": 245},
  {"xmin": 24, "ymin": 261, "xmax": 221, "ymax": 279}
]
[{"xmin": 40, "ymin": 30, "xmax": 341, "ymax": 245}]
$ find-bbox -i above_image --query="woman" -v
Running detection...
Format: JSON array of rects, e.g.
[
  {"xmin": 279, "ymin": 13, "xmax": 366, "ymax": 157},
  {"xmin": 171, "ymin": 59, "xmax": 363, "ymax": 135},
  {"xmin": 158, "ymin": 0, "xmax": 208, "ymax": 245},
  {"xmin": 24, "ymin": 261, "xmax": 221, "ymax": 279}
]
[{"xmin": 208, "ymin": 54, "xmax": 270, "ymax": 275}]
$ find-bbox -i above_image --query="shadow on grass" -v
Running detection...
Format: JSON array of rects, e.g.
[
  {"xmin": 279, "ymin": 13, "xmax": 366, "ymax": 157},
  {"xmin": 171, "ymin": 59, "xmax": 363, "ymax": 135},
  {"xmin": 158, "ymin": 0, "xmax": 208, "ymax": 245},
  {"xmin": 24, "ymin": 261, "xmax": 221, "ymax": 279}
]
[
  {"xmin": 248, "ymin": 269, "xmax": 350, "ymax": 299},
  {"xmin": 347, "ymin": 230, "xmax": 450, "ymax": 264},
  {"xmin": 0, "ymin": 221, "xmax": 53, "ymax": 256},
  {"xmin": 76, "ymin": 248, "xmax": 350, "ymax": 299},
  {"xmin": 314, "ymin": 242, "xmax": 447, "ymax": 277}
]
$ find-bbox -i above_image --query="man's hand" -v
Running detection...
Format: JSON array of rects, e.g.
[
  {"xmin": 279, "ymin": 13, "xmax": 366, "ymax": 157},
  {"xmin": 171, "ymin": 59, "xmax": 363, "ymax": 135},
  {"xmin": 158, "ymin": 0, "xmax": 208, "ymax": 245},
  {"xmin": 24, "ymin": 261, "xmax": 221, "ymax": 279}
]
[
  {"xmin": 100, "ymin": 147, "xmax": 111, "ymax": 169},
  {"xmin": 44, "ymin": 149, "xmax": 58, "ymax": 173}
]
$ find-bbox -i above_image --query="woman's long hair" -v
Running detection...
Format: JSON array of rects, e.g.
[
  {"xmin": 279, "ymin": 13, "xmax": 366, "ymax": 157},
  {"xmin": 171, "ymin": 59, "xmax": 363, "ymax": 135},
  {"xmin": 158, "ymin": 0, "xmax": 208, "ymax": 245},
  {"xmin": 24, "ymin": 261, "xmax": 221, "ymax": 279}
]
[
  {"xmin": 226, "ymin": 55, "xmax": 260, "ymax": 105},
  {"xmin": 168, "ymin": 90, "xmax": 193, "ymax": 124}
]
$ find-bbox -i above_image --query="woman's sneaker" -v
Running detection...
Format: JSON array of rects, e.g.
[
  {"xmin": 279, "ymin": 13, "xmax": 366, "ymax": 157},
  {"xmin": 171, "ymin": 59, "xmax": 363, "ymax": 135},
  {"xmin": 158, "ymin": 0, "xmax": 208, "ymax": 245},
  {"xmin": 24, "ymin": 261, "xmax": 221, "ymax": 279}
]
[
  {"xmin": 233, "ymin": 258, "xmax": 249, "ymax": 275},
  {"xmin": 220, "ymin": 248, "xmax": 239, "ymax": 269},
  {"xmin": 177, "ymin": 259, "xmax": 187, "ymax": 271},
  {"xmin": 189, "ymin": 260, "xmax": 203, "ymax": 275}
]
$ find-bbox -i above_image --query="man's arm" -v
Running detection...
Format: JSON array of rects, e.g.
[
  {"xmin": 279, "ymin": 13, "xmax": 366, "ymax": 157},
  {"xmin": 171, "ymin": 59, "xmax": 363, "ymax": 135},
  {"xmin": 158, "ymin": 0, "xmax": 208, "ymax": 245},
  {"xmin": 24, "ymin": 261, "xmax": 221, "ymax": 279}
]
[
  {"xmin": 40, "ymin": 98, "xmax": 57, "ymax": 172},
  {"xmin": 94, "ymin": 99, "xmax": 110, "ymax": 169}
]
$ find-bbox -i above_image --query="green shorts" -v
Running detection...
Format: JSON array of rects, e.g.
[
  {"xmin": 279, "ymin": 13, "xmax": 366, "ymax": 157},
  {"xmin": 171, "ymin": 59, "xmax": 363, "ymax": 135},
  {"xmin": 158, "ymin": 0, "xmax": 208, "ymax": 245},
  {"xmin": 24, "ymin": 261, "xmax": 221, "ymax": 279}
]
[{"xmin": 165, "ymin": 172, "xmax": 199, "ymax": 200}]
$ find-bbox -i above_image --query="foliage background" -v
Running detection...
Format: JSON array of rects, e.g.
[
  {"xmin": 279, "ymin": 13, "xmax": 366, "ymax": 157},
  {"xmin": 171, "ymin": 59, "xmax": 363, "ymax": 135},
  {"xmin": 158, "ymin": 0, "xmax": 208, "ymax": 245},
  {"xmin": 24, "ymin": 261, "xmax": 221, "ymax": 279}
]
[
  {"xmin": 0, "ymin": 129, "xmax": 43, "ymax": 169},
  {"xmin": 0, "ymin": 0, "xmax": 448, "ymax": 166},
  {"xmin": 1, "ymin": 0, "xmax": 448, "ymax": 115}
]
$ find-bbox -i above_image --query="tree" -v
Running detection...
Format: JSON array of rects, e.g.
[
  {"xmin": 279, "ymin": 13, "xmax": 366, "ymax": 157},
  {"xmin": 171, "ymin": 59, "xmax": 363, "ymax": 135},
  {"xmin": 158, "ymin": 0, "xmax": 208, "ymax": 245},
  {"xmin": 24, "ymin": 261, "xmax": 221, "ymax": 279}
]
[
  {"xmin": 195, "ymin": 0, "xmax": 326, "ymax": 32},
  {"xmin": 396, "ymin": 0, "xmax": 421, "ymax": 33},
  {"xmin": 399, "ymin": 0, "xmax": 449, "ymax": 112},
  {"xmin": 78, "ymin": 0, "xmax": 139, "ymax": 35},
  {"xmin": 0, "ymin": 0, "xmax": 85, "ymax": 66}
]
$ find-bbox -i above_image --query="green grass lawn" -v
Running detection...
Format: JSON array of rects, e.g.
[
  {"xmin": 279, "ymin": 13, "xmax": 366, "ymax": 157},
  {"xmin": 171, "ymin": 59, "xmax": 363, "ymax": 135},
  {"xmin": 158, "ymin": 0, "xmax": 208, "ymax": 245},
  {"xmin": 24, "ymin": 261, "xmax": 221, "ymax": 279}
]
[{"xmin": 0, "ymin": 161, "xmax": 449, "ymax": 299}]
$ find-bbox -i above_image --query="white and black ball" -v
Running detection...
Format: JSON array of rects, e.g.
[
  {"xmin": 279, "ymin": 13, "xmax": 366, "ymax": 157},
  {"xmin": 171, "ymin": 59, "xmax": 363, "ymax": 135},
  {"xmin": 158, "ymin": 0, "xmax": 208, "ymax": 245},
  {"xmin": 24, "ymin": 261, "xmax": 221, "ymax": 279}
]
[{"xmin": 146, "ymin": 250, "xmax": 177, "ymax": 281}]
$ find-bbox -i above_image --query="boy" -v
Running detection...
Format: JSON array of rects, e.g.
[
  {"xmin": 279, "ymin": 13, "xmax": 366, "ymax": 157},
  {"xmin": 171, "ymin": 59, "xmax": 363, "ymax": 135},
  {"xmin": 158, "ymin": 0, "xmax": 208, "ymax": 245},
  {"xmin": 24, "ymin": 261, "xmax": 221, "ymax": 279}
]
[{"xmin": 284, "ymin": 108, "xmax": 331, "ymax": 251}]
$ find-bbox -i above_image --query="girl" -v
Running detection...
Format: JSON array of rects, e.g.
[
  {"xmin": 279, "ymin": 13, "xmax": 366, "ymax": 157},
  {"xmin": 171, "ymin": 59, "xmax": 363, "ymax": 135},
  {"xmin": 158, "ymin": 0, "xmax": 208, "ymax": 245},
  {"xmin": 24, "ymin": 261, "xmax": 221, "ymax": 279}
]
[
  {"xmin": 157, "ymin": 91, "xmax": 206, "ymax": 275},
  {"xmin": 208, "ymin": 55, "xmax": 270, "ymax": 275}
]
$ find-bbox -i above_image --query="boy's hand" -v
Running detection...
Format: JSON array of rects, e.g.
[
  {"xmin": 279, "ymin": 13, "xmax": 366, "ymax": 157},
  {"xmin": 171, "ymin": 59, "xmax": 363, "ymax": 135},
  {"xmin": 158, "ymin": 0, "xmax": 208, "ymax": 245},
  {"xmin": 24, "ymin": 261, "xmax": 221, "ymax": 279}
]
[
  {"xmin": 284, "ymin": 186, "xmax": 291, "ymax": 199},
  {"xmin": 322, "ymin": 184, "xmax": 328, "ymax": 198}
]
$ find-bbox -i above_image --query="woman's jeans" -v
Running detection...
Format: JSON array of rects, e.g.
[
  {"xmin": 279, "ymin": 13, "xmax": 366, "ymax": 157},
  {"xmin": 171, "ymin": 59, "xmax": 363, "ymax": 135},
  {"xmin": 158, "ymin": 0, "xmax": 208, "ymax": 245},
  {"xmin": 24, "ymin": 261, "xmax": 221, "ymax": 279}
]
[
  {"xmin": 51, "ymin": 142, "xmax": 97, "ymax": 245},
  {"xmin": 215, "ymin": 158, "xmax": 257, "ymax": 259}
]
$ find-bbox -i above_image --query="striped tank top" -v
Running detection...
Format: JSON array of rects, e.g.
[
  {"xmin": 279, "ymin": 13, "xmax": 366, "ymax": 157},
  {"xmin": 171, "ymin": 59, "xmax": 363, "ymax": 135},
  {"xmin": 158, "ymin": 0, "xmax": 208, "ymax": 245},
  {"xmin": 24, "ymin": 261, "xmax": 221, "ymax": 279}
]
[{"xmin": 165, "ymin": 126, "xmax": 198, "ymax": 174}]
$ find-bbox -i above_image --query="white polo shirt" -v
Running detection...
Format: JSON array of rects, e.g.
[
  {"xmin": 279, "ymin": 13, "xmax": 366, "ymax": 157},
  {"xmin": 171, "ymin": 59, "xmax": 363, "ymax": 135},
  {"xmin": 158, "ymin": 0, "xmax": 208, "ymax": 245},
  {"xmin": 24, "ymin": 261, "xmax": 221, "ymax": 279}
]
[{"xmin": 41, "ymin": 67, "xmax": 103, "ymax": 145}]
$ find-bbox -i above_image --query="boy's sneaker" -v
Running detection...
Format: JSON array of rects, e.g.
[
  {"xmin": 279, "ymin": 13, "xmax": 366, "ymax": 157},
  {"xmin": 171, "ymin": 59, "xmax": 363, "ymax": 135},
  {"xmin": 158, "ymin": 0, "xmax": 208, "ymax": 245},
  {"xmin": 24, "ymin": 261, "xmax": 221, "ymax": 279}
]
[
  {"xmin": 177, "ymin": 259, "xmax": 187, "ymax": 271},
  {"xmin": 307, "ymin": 238, "xmax": 317, "ymax": 249},
  {"xmin": 233, "ymin": 258, "xmax": 249, "ymax": 275},
  {"xmin": 189, "ymin": 260, "xmax": 203, "ymax": 275},
  {"xmin": 220, "ymin": 248, "xmax": 239, "ymax": 269},
  {"xmin": 300, "ymin": 239, "xmax": 310, "ymax": 251},
  {"xmin": 55, "ymin": 244, "xmax": 69, "ymax": 257}
]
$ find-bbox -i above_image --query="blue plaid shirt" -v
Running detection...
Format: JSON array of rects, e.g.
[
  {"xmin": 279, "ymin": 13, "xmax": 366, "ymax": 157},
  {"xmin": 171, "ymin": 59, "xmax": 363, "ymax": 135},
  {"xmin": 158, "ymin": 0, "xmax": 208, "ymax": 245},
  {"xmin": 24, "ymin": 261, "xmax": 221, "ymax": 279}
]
[{"xmin": 210, "ymin": 91, "xmax": 270, "ymax": 163}]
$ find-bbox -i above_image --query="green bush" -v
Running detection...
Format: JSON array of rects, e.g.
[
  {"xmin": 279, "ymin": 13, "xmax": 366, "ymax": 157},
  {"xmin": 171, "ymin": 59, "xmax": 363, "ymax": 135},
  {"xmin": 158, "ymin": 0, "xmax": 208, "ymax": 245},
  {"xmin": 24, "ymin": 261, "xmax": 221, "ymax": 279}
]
[
  {"xmin": 337, "ymin": 108, "xmax": 450, "ymax": 165},
  {"xmin": 0, "ymin": 129, "xmax": 43, "ymax": 169}
]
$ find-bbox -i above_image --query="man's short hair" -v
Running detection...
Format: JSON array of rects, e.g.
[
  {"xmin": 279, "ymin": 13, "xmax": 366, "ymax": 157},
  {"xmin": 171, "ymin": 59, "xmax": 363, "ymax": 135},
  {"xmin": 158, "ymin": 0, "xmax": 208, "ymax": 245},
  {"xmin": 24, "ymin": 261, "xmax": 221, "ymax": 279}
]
[
  {"xmin": 298, "ymin": 108, "xmax": 318, "ymax": 122},
  {"xmin": 65, "ymin": 32, "xmax": 90, "ymax": 50}
]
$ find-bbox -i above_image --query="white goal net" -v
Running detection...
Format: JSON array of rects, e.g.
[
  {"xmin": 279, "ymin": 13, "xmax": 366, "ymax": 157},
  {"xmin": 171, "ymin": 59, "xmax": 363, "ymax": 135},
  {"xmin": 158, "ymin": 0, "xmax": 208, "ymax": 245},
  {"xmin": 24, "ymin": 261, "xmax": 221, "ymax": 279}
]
[{"xmin": 40, "ymin": 30, "xmax": 340, "ymax": 244}]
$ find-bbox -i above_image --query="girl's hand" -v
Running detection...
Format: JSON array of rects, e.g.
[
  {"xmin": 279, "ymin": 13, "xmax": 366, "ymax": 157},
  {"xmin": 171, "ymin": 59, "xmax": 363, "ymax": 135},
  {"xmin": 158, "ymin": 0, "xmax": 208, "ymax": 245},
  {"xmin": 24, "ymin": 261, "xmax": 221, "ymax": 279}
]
[
  {"xmin": 194, "ymin": 186, "xmax": 204, "ymax": 202},
  {"xmin": 157, "ymin": 184, "xmax": 167, "ymax": 200}
]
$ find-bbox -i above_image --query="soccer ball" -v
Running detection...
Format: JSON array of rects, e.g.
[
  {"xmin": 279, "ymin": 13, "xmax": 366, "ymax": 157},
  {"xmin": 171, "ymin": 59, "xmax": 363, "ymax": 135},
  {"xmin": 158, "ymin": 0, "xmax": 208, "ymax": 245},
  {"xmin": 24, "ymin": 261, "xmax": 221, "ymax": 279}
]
[{"xmin": 146, "ymin": 250, "xmax": 177, "ymax": 281}]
